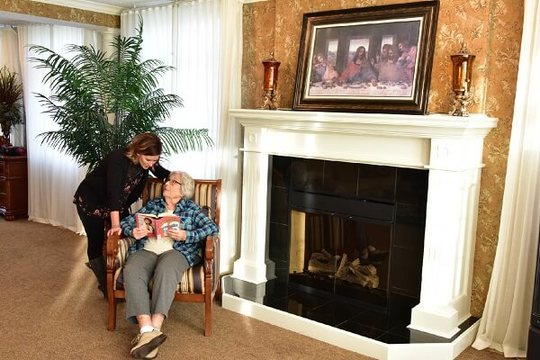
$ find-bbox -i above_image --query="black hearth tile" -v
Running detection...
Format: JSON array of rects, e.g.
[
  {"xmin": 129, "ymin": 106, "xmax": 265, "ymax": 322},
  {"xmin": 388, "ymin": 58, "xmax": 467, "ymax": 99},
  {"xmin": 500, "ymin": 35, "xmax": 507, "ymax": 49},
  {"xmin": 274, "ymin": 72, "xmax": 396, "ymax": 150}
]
[
  {"xmin": 273, "ymin": 291, "xmax": 332, "ymax": 318},
  {"xmin": 263, "ymin": 279, "xmax": 292, "ymax": 300},
  {"xmin": 408, "ymin": 329, "xmax": 452, "ymax": 343},
  {"xmin": 459, "ymin": 316, "xmax": 479, "ymax": 330},
  {"xmin": 386, "ymin": 322, "xmax": 413, "ymax": 339},
  {"xmin": 337, "ymin": 320, "xmax": 387, "ymax": 339},
  {"xmin": 265, "ymin": 296, "xmax": 290, "ymax": 311},
  {"xmin": 347, "ymin": 309, "xmax": 394, "ymax": 331},
  {"xmin": 304, "ymin": 301, "xmax": 367, "ymax": 327},
  {"xmin": 375, "ymin": 331, "xmax": 410, "ymax": 344},
  {"xmin": 287, "ymin": 290, "xmax": 332, "ymax": 308}
]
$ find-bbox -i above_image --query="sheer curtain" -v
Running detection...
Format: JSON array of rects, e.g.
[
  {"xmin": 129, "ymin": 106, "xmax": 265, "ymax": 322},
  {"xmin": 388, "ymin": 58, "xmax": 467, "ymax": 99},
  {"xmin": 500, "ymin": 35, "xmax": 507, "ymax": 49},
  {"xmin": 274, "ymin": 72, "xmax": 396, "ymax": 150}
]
[
  {"xmin": 121, "ymin": 0, "xmax": 221, "ymax": 179},
  {"xmin": 17, "ymin": 25, "xmax": 101, "ymax": 232},
  {"xmin": 472, "ymin": 0, "xmax": 540, "ymax": 356},
  {"xmin": 121, "ymin": 0, "xmax": 243, "ymax": 272}
]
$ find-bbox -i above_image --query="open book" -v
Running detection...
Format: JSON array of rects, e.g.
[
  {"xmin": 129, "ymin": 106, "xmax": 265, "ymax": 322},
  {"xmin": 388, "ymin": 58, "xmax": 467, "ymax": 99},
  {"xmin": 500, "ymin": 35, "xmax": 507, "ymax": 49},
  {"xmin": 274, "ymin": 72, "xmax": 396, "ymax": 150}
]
[{"xmin": 135, "ymin": 213, "xmax": 181, "ymax": 238}]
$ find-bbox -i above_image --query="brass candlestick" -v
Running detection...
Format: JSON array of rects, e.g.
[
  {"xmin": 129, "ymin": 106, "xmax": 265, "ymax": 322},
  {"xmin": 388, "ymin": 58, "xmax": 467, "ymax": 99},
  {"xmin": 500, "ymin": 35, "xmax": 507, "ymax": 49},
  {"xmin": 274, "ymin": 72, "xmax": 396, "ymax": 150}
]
[
  {"xmin": 450, "ymin": 46, "xmax": 475, "ymax": 116},
  {"xmin": 261, "ymin": 52, "xmax": 280, "ymax": 110}
]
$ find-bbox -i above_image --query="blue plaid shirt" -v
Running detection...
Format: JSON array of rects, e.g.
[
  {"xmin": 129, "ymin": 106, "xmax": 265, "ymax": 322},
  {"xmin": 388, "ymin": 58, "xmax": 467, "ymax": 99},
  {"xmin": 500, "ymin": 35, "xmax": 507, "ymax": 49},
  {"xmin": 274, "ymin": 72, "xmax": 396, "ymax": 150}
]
[{"xmin": 120, "ymin": 197, "xmax": 219, "ymax": 266}]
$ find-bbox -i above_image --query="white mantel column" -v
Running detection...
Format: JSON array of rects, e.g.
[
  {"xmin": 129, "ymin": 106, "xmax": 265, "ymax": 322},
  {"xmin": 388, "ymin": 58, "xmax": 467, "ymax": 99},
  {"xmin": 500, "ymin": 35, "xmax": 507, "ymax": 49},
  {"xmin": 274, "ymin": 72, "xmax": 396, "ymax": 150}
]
[
  {"xmin": 231, "ymin": 127, "xmax": 276, "ymax": 284},
  {"xmin": 409, "ymin": 137, "xmax": 484, "ymax": 338}
]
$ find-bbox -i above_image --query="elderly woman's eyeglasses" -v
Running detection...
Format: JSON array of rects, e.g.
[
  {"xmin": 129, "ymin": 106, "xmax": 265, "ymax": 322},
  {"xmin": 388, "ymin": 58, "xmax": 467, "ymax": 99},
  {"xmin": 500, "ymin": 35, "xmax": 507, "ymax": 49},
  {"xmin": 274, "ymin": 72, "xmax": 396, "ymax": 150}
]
[{"xmin": 168, "ymin": 179, "xmax": 182, "ymax": 186}]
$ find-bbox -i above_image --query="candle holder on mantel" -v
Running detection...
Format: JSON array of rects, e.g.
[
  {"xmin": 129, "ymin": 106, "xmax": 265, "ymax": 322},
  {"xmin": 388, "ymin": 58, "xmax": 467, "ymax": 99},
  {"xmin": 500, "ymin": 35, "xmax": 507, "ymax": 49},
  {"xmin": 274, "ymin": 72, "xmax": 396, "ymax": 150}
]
[
  {"xmin": 261, "ymin": 52, "xmax": 280, "ymax": 110},
  {"xmin": 450, "ymin": 45, "xmax": 476, "ymax": 116}
]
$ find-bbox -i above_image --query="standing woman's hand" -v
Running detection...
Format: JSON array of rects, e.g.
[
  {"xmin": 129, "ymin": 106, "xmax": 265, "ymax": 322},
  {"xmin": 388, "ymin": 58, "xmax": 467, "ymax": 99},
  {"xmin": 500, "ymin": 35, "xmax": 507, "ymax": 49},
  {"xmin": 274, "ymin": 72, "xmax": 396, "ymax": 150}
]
[
  {"xmin": 107, "ymin": 210, "xmax": 122, "ymax": 236},
  {"xmin": 107, "ymin": 226, "xmax": 122, "ymax": 237}
]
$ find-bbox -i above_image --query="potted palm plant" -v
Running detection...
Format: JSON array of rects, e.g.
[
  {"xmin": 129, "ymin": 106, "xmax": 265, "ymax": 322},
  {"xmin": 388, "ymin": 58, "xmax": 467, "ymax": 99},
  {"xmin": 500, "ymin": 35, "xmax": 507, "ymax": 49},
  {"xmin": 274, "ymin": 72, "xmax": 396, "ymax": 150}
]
[
  {"xmin": 29, "ymin": 23, "xmax": 212, "ymax": 171},
  {"xmin": 0, "ymin": 66, "xmax": 24, "ymax": 147}
]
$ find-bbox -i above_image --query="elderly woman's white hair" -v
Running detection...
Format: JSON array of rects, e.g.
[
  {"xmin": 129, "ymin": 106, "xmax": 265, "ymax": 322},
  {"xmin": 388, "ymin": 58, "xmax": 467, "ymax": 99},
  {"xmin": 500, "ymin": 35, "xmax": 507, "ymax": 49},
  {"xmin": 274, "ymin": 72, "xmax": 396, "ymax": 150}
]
[{"xmin": 168, "ymin": 171, "xmax": 194, "ymax": 199}]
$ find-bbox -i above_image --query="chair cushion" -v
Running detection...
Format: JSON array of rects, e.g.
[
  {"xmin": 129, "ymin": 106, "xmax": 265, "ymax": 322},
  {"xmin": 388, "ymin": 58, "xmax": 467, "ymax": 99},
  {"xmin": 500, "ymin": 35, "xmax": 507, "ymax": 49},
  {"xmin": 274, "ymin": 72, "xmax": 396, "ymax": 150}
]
[{"xmin": 113, "ymin": 238, "xmax": 206, "ymax": 295}]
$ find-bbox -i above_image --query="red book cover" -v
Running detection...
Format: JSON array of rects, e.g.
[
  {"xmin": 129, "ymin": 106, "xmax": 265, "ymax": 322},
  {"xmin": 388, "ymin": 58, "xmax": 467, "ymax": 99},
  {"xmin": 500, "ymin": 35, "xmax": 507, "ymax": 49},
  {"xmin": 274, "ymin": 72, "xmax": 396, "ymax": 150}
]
[{"xmin": 136, "ymin": 213, "xmax": 181, "ymax": 238}]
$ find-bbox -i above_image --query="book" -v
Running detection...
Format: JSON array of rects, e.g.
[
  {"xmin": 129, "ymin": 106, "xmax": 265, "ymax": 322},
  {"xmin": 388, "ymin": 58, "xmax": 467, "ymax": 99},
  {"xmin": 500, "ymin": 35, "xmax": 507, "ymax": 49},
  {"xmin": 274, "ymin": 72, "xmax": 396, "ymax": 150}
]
[{"xmin": 135, "ymin": 213, "xmax": 181, "ymax": 238}]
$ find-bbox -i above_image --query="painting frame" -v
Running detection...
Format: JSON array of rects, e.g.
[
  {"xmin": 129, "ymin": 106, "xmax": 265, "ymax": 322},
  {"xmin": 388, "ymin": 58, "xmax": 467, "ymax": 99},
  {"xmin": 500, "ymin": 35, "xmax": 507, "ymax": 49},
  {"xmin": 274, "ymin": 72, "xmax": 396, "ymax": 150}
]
[{"xmin": 292, "ymin": 1, "xmax": 440, "ymax": 115}]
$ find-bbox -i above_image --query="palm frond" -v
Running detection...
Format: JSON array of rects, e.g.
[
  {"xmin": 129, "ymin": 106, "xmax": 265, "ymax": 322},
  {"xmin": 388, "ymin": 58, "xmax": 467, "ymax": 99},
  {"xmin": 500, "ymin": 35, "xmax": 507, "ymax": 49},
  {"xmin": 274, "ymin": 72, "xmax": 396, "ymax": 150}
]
[{"xmin": 30, "ymin": 21, "xmax": 212, "ymax": 172}]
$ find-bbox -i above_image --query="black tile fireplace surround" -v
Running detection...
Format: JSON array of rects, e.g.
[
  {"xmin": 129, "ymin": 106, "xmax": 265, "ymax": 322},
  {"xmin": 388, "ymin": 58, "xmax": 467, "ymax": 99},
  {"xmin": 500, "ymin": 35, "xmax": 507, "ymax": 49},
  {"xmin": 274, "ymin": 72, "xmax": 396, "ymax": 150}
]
[{"xmin": 269, "ymin": 156, "xmax": 432, "ymax": 343}]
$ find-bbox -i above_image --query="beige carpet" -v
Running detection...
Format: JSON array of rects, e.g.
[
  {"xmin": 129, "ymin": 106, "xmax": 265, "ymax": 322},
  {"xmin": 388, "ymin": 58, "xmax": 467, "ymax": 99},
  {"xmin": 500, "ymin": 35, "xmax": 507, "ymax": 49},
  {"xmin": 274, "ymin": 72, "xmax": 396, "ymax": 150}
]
[{"xmin": 0, "ymin": 218, "xmax": 519, "ymax": 360}]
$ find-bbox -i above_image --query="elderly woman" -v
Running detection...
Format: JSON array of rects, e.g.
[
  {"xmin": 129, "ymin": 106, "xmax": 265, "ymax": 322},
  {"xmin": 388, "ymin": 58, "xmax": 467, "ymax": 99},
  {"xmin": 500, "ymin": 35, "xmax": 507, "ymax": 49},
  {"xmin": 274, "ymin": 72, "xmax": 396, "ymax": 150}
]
[{"xmin": 120, "ymin": 171, "xmax": 219, "ymax": 359}]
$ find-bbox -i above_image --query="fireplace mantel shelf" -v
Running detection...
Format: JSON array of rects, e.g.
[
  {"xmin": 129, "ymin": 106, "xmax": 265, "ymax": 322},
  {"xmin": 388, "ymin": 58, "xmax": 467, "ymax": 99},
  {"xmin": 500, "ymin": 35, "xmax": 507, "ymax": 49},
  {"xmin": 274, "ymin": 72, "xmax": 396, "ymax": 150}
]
[
  {"xmin": 232, "ymin": 109, "xmax": 497, "ymax": 138},
  {"xmin": 223, "ymin": 108, "xmax": 498, "ymax": 360}
]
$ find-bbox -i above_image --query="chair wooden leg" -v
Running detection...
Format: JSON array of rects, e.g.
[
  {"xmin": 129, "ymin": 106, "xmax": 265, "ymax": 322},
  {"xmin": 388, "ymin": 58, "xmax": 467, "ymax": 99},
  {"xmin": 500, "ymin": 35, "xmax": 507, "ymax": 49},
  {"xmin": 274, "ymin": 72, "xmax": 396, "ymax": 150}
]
[
  {"xmin": 204, "ymin": 291, "xmax": 212, "ymax": 336},
  {"xmin": 204, "ymin": 273, "xmax": 213, "ymax": 336},
  {"xmin": 107, "ymin": 296, "xmax": 117, "ymax": 331}
]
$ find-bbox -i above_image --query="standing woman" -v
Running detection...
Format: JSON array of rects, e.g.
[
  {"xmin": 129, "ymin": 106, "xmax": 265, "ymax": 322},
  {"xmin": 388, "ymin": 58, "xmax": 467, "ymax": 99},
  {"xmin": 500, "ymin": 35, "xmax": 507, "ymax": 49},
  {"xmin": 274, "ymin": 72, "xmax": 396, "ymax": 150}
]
[{"xmin": 74, "ymin": 132, "xmax": 170, "ymax": 297}]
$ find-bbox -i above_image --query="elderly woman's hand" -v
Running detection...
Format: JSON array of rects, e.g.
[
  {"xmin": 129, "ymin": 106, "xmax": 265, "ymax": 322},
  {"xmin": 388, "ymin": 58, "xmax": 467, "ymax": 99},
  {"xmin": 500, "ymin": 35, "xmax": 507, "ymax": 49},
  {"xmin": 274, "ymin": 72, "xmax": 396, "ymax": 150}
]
[
  {"xmin": 168, "ymin": 228, "xmax": 186, "ymax": 241},
  {"xmin": 132, "ymin": 225, "xmax": 149, "ymax": 240}
]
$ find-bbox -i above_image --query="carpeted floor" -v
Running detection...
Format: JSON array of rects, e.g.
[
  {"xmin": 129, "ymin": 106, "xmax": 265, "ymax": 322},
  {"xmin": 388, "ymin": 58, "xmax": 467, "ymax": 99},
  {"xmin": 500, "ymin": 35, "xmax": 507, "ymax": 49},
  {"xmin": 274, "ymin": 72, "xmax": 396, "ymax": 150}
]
[{"xmin": 0, "ymin": 218, "xmax": 521, "ymax": 359}]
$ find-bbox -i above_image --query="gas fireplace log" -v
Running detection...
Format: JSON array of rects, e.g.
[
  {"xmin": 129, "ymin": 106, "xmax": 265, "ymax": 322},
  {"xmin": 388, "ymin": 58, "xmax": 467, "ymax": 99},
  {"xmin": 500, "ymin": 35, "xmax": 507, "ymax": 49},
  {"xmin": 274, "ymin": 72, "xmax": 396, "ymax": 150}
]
[
  {"xmin": 308, "ymin": 252, "xmax": 379, "ymax": 288},
  {"xmin": 308, "ymin": 251, "xmax": 340, "ymax": 274},
  {"xmin": 345, "ymin": 271, "xmax": 379, "ymax": 288},
  {"xmin": 336, "ymin": 253, "xmax": 349, "ymax": 278},
  {"xmin": 350, "ymin": 259, "xmax": 377, "ymax": 277},
  {"xmin": 335, "ymin": 254, "xmax": 380, "ymax": 288}
]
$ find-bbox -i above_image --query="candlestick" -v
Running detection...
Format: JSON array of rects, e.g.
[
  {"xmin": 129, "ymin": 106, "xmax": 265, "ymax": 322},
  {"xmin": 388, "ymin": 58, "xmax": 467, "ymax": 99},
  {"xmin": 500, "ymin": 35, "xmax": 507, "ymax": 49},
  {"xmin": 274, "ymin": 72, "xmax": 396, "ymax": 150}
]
[
  {"xmin": 261, "ymin": 52, "xmax": 280, "ymax": 110},
  {"xmin": 450, "ymin": 45, "xmax": 475, "ymax": 116}
]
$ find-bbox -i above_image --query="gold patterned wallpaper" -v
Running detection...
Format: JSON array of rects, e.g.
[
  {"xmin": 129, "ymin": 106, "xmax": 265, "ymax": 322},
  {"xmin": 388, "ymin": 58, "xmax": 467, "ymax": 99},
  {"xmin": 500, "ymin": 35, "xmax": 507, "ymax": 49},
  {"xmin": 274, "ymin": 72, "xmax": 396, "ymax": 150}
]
[
  {"xmin": 0, "ymin": 0, "xmax": 119, "ymax": 29},
  {"xmin": 242, "ymin": 0, "xmax": 524, "ymax": 317}
]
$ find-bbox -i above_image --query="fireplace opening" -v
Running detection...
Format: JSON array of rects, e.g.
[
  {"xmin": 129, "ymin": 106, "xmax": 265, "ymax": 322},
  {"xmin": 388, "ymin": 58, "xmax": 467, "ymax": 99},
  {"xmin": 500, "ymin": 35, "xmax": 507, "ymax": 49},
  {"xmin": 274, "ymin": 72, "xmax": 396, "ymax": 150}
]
[
  {"xmin": 267, "ymin": 155, "xmax": 428, "ymax": 325},
  {"xmin": 289, "ymin": 198, "xmax": 392, "ymax": 307}
]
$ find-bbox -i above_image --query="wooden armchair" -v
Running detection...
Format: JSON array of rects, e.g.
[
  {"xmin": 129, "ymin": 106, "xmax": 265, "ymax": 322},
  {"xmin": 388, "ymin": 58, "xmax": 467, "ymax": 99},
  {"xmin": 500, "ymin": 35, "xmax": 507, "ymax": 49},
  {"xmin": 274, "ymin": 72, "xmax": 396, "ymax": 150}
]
[{"xmin": 105, "ymin": 178, "xmax": 221, "ymax": 336}]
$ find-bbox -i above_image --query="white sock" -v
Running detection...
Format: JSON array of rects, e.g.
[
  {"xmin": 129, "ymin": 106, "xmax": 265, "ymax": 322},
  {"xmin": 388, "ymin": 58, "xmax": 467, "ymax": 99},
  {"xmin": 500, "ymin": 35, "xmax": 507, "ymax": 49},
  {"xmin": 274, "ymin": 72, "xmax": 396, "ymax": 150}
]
[{"xmin": 140, "ymin": 325, "xmax": 154, "ymax": 334}]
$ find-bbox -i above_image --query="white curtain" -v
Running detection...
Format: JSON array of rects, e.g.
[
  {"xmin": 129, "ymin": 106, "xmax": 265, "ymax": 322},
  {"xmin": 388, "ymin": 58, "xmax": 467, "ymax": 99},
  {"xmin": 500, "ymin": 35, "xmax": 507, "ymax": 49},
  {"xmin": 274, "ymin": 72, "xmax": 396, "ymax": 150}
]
[
  {"xmin": 472, "ymin": 0, "xmax": 540, "ymax": 357},
  {"xmin": 17, "ymin": 25, "xmax": 100, "ymax": 232},
  {"xmin": 121, "ymin": 0, "xmax": 221, "ymax": 179},
  {"xmin": 215, "ymin": 0, "xmax": 243, "ymax": 274},
  {"xmin": 121, "ymin": 0, "xmax": 243, "ymax": 272}
]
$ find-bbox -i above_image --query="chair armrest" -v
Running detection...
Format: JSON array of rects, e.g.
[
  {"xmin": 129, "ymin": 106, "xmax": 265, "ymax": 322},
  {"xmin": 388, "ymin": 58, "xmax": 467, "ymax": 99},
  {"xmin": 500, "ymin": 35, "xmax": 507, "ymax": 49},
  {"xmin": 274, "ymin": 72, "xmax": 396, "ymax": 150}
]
[
  {"xmin": 106, "ymin": 232, "xmax": 121, "ymax": 271},
  {"xmin": 203, "ymin": 235, "xmax": 220, "ymax": 292},
  {"xmin": 204, "ymin": 234, "xmax": 219, "ymax": 261}
]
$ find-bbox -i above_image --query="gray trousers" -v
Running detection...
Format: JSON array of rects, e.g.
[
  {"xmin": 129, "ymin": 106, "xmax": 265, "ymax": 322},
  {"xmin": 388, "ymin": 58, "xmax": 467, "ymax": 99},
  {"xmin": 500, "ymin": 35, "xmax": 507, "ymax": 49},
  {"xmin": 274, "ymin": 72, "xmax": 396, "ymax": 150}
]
[{"xmin": 124, "ymin": 249, "xmax": 189, "ymax": 323}]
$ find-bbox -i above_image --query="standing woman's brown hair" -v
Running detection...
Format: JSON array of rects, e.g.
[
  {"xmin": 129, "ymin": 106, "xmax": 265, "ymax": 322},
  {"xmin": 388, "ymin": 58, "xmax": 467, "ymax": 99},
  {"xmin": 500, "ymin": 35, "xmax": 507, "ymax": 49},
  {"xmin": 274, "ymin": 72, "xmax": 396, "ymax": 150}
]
[{"xmin": 125, "ymin": 132, "xmax": 163, "ymax": 163}]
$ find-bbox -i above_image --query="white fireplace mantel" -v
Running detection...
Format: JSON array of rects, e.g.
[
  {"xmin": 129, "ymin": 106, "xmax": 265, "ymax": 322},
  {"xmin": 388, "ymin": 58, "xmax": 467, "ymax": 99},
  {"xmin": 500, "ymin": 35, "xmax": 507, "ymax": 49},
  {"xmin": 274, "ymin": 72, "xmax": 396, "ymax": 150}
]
[{"xmin": 223, "ymin": 108, "xmax": 497, "ymax": 360}]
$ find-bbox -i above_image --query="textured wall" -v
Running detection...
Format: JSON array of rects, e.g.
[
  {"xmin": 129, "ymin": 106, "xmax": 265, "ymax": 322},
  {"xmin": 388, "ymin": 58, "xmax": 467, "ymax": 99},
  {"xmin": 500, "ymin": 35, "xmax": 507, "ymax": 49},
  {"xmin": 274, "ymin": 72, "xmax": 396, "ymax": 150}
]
[
  {"xmin": 242, "ymin": 0, "xmax": 524, "ymax": 317},
  {"xmin": 0, "ymin": 0, "xmax": 119, "ymax": 29}
]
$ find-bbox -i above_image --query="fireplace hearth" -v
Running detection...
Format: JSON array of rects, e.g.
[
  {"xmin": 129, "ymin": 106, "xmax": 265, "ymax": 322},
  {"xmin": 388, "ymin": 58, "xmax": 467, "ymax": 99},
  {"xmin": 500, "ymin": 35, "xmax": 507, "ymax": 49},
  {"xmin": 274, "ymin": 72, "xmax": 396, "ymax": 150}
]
[{"xmin": 222, "ymin": 109, "xmax": 497, "ymax": 360}]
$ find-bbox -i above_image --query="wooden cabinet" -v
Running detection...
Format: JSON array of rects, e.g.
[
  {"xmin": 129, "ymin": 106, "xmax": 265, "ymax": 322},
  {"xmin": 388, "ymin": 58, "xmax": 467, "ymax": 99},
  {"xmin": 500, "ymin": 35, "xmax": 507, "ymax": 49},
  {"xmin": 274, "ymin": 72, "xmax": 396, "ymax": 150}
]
[{"xmin": 0, "ymin": 155, "xmax": 28, "ymax": 220}]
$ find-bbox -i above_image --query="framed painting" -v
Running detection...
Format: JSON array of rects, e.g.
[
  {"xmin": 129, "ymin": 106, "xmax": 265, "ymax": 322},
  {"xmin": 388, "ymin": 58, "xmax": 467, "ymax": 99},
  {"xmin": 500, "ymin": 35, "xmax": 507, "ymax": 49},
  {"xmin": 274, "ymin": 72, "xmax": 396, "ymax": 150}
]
[{"xmin": 292, "ymin": 1, "xmax": 439, "ymax": 114}]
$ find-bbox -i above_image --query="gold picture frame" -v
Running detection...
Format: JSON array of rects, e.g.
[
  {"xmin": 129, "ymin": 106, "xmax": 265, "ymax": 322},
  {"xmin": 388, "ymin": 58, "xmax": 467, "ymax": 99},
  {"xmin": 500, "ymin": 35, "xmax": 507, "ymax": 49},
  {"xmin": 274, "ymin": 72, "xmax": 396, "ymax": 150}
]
[{"xmin": 292, "ymin": 1, "xmax": 439, "ymax": 115}]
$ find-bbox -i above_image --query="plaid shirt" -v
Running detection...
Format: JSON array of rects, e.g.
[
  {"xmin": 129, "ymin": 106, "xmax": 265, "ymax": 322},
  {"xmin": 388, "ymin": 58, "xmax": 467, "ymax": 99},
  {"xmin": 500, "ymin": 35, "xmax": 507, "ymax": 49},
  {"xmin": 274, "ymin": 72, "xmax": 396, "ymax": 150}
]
[{"xmin": 121, "ymin": 197, "xmax": 219, "ymax": 266}]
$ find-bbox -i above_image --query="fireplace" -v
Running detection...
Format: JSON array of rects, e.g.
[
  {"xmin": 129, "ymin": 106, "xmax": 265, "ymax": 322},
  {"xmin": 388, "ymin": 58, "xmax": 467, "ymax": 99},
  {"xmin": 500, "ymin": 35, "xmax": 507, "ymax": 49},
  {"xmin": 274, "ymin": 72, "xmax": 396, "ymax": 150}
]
[
  {"xmin": 222, "ymin": 109, "xmax": 497, "ymax": 360},
  {"xmin": 269, "ymin": 156, "xmax": 428, "ymax": 314}
]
